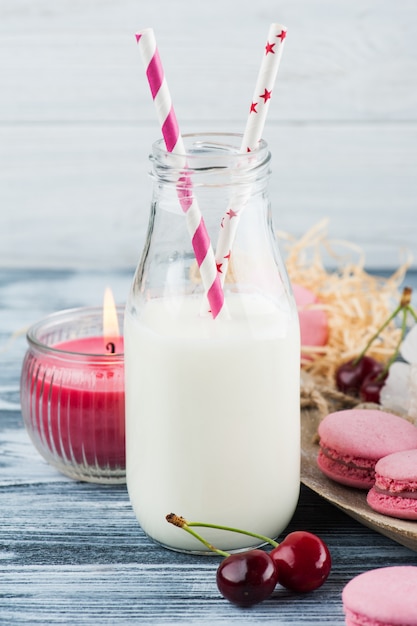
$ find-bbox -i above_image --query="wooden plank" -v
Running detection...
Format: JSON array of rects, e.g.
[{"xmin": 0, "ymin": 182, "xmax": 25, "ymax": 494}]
[
  {"xmin": 1, "ymin": 123, "xmax": 416, "ymax": 270},
  {"xmin": 1, "ymin": 0, "xmax": 416, "ymax": 271},
  {"xmin": 0, "ymin": 443, "xmax": 413, "ymax": 625},
  {"xmin": 1, "ymin": 269, "xmax": 417, "ymax": 624},
  {"xmin": 0, "ymin": 0, "xmax": 416, "ymax": 123},
  {"xmin": 0, "ymin": 460, "xmax": 415, "ymax": 624}
]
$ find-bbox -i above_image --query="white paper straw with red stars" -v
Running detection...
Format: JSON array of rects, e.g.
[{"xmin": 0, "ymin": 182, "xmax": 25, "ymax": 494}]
[
  {"xmin": 135, "ymin": 28, "xmax": 224, "ymax": 319},
  {"xmin": 214, "ymin": 23, "xmax": 287, "ymax": 285}
]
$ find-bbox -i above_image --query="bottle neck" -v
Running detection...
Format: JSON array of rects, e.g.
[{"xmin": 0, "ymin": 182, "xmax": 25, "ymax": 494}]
[
  {"xmin": 131, "ymin": 132, "xmax": 289, "ymax": 312},
  {"xmin": 150, "ymin": 132, "xmax": 271, "ymax": 190}
]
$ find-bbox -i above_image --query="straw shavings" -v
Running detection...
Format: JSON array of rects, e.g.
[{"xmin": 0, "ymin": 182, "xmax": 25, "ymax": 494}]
[
  {"xmin": 280, "ymin": 219, "xmax": 411, "ymax": 384},
  {"xmin": 190, "ymin": 218, "xmax": 411, "ymax": 389}
]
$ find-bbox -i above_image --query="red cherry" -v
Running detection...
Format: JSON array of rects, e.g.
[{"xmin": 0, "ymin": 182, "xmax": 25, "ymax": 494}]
[
  {"xmin": 270, "ymin": 531, "xmax": 331, "ymax": 592},
  {"xmin": 335, "ymin": 356, "xmax": 383, "ymax": 395},
  {"xmin": 216, "ymin": 549, "xmax": 278, "ymax": 607},
  {"xmin": 359, "ymin": 370, "xmax": 388, "ymax": 403}
]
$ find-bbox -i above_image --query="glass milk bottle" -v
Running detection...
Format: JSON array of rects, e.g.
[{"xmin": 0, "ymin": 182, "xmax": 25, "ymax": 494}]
[{"xmin": 125, "ymin": 133, "xmax": 300, "ymax": 553}]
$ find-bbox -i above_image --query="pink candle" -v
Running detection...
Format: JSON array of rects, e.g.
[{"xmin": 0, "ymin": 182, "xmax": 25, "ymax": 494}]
[{"xmin": 21, "ymin": 306, "xmax": 126, "ymax": 484}]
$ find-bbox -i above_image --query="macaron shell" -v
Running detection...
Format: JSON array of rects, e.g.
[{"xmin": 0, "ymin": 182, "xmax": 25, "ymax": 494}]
[
  {"xmin": 367, "ymin": 449, "xmax": 417, "ymax": 520},
  {"xmin": 317, "ymin": 410, "xmax": 417, "ymax": 489},
  {"xmin": 342, "ymin": 566, "xmax": 417, "ymax": 625},
  {"xmin": 367, "ymin": 487, "xmax": 417, "ymax": 520},
  {"xmin": 293, "ymin": 284, "xmax": 328, "ymax": 351},
  {"xmin": 373, "ymin": 449, "xmax": 417, "ymax": 482},
  {"xmin": 318, "ymin": 410, "xmax": 417, "ymax": 460},
  {"xmin": 317, "ymin": 450, "xmax": 374, "ymax": 489}
]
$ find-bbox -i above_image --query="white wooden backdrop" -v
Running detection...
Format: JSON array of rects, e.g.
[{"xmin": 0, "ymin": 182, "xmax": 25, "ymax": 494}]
[{"xmin": 1, "ymin": 0, "xmax": 416, "ymax": 272}]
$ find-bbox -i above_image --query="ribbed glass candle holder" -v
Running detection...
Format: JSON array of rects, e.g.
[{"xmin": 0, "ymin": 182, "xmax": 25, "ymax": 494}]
[{"xmin": 20, "ymin": 306, "xmax": 125, "ymax": 484}]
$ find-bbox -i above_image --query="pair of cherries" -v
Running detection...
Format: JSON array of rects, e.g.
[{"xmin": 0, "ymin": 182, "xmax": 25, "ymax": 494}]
[
  {"xmin": 336, "ymin": 354, "xmax": 386, "ymax": 403},
  {"xmin": 166, "ymin": 514, "xmax": 331, "ymax": 608},
  {"xmin": 217, "ymin": 530, "xmax": 331, "ymax": 607},
  {"xmin": 335, "ymin": 287, "xmax": 417, "ymax": 404}
]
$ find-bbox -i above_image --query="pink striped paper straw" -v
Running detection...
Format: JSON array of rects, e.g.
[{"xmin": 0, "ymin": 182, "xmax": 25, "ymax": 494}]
[
  {"xmin": 215, "ymin": 23, "xmax": 287, "ymax": 284},
  {"xmin": 135, "ymin": 28, "xmax": 224, "ymax": 319}
]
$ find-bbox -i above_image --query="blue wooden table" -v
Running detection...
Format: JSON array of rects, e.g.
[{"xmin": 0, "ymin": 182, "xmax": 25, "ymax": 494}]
[{"xmin": 1, "ymin": 268, "xmax": 417, "ymax": 625}]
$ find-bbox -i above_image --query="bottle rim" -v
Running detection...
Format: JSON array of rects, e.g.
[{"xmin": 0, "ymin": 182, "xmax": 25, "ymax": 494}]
[
  {"xmin": 150, "ymin": 132, "xmax": 271, "ymax": 176},
  {"xmin": 25, "ymin": 305, "xmax": 125, "ymax": 360}
]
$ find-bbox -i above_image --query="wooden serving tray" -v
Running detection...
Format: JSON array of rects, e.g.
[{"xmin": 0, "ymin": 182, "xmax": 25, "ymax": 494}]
[{"xmin": 301, "ymin": 407, "xmax": 417, "ymax": 553}]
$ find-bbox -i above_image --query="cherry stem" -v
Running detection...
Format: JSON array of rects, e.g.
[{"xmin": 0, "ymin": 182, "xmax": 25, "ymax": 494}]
[
  {"xmin": 188, "ymin": 521, "xmax": 279, "ymax": 549},
  {"xmin": 409, "ymin": 304, "xmax": 417, "ymax": 323},
  {"xmin": 353, "ymin": 287, "xmax": 416, "ymax": 367},
  {"xmin": 378, "ymin": 306, "xmax": 410, "ymax": 379},
  {"xmin": 165, "ymin": 513, "xmax": 278, "ymax": 556},
  {"xmin": 166, "ymin": 513, "xmax": 230, "ymax": 556}
]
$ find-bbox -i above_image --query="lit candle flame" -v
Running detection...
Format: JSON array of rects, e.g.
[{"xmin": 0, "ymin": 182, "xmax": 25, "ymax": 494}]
[{"xmin": 103, "ymin": 288, "xmax": 120, "ymax": 353}]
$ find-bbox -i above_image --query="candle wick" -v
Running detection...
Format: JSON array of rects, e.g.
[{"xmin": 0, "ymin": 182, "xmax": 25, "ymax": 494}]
[{"xmin": 106, "ymin": 341, "xmax": 116, "ymax": 354}]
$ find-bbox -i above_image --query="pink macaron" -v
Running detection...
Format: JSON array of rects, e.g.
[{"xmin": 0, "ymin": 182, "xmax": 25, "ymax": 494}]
[
  {"xmin": 317, "ymin": 409, "xmax": 417, "ymax": 489},
  {"xmin": 342, "ymin": 566, "xmax": 417, "ymax": 626},
  {"xmin": 293, "ymin": 284, "xmax": 328, "ymax": 359},
  {"xmin": 367, "ymin": 448, "xmax": 417, "ymax": 520}
]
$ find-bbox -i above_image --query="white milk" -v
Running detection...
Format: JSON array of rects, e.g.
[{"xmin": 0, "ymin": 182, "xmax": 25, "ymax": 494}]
[{"xmin": 125, "ymin": 292, "xmax": 300, "ymax": 552}]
